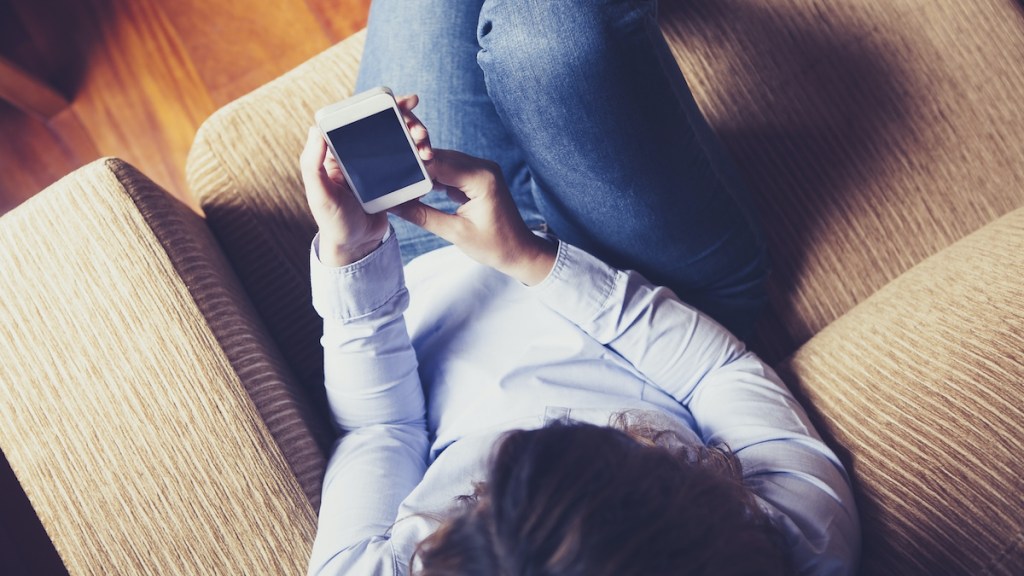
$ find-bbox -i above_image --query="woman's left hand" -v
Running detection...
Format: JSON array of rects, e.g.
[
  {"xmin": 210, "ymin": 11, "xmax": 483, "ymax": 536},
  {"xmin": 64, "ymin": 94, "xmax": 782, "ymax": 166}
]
[{"xmin": 391, "ymin": 148, "xmax": 557, "ymax": 286}]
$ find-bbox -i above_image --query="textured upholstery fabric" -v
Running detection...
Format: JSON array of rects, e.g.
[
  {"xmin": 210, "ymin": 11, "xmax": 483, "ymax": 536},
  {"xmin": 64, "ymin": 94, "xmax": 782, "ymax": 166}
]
[
  {"xmin": 778, "ymin": 207, "xmax": 1024, "ymax": 575},
  {"xmin": 0, "ymin": 159, "xmax": 316, "ymax": 575},
  {"xmin": 114, "ymin": 158, "xmax": 328, "ymax": 509},
  {"xmin": 659, "ymin": 0, "xmax": 1024, "ymax": 359},
  {"xmin": 186, "ymin": 31, "xmax": 366, "ymax": 460}
]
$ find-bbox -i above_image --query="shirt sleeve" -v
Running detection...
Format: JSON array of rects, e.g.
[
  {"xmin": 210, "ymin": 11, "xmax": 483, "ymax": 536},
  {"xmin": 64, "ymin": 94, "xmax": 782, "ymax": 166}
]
[
  {"xmin": 529, "ymin": 241, "xmax": 861, "ymax": 576},
  {"xmin": 306, "ymin": 230, "xmax": 429, "ymax": 576}
]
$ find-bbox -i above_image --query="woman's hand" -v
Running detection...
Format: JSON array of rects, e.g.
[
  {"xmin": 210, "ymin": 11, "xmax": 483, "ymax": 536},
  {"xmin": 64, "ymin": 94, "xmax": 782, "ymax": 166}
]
[
  {"xmin": 390, "ymin": 149, "xmax": 557, "ymax": 285},
  {"xmin": 301, "ymin": 94, "xmax": 433, "ymax": 266}
]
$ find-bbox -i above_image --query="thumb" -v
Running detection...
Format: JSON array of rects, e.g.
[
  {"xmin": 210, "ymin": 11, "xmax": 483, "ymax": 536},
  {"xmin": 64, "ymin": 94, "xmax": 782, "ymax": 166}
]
[
  {"xmin": 300, "ymin": 127, "xmax": 328, "ymax": 183},
  {"xmin": 390, "ymin": 200, "xmax": 463, "ymax": 243}
]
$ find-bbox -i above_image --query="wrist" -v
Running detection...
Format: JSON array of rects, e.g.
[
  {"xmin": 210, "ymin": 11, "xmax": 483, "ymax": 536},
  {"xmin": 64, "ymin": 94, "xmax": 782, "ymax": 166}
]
[
  {"xmin": 502, "ymin": 235, "xmax": 557, "ymax": 286},
  {"xmin": 318, "ymin": 233, "xmax": 384, "ymax": 267}
]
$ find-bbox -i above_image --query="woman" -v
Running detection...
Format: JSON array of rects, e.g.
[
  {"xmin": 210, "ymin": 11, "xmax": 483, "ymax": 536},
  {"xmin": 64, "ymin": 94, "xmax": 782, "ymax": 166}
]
[{"xmin": 301, "ymin": 1, "xmax": 860, "ymax": 574}]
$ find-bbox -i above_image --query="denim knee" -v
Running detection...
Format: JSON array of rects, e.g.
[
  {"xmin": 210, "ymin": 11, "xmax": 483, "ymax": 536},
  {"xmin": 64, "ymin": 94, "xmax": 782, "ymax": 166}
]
[{"xmin": 476, "ymin": 0, "xmax": 657, "ymax": 90}]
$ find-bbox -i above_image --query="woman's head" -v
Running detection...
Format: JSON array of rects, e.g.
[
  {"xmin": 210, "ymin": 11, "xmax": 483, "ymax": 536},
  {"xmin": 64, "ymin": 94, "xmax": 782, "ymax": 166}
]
[{"xmin": 414, "ymin": 420, "xmax": 791, "ymax": 576}]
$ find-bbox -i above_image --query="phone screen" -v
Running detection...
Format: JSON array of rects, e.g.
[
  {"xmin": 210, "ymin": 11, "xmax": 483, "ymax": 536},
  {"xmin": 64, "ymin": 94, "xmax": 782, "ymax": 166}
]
[{"xmin": 326, "ymin": 109, "xmax": 426, "ymax": 202}]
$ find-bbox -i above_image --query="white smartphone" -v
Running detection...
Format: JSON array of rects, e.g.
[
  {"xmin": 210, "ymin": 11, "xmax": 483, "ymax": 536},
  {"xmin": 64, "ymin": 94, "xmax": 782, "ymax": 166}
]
[{"xmin": 314, "ymin": 87, "xmax": 433, "ymax": 214}]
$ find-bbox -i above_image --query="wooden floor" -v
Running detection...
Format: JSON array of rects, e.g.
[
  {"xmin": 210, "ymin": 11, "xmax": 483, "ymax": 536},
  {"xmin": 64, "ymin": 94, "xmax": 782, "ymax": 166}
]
[
  {"xmin": 0, "ymin": 1, "xmax": 370, "ymax": 573},
  {"xmin": 0, "ymin": 0, "xmax": 370, "ymax": 214}
]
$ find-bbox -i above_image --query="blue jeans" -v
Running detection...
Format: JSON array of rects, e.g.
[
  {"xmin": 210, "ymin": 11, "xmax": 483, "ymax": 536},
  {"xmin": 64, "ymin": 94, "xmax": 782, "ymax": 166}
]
[{"xmin": 356, "ymin": 0, "xmax": 768, "ymax": 339}]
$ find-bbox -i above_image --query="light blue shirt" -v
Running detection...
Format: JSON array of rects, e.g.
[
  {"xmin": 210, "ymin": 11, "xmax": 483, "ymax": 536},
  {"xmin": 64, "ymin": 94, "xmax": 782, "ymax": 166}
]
[{"xmin": 307, "ymin": 230, "xmax": 860, "ymax": 576}]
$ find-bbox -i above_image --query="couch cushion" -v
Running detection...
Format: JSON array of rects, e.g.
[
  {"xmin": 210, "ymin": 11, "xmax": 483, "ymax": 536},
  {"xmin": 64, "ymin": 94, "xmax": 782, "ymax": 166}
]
[
  {"xmin": 0, "ymin": 159, "xmax": 318, "ymax": 574},
  {"xmin": 661, "ymin": 0, "xmax": 1024, "ymax": 359},
  {"xmin": 777, "ymin": 206, "xmax": 1024, "ymax": 575}
]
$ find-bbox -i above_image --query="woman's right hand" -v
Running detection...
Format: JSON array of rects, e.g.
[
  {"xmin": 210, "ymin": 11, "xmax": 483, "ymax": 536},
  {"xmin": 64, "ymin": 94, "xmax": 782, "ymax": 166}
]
[
  {"xmin": 301, "ymin": 94, "xmax": 432, "ymax": 267},
  {"xmin": 389, "ymin": 149, "xmax": 557, "ymax": 286}
]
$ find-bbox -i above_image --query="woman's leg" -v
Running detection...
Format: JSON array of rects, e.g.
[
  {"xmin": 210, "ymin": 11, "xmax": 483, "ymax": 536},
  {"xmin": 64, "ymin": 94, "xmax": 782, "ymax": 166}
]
[
  {"xmin": 476, "ymin": 0, "xmax": 768, "ymax": 338},
  {"xmin": 356, "ymin": 0, "xmax": 543, "ymax": 263}
]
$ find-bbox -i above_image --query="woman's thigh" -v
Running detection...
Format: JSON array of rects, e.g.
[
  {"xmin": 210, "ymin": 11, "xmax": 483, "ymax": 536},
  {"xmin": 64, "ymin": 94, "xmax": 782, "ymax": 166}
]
[
  {"xmin": 476, "ymin": 0, "xmax": 768, "ymax": 338},
  {"xmin": 356, "ymin": 0, "xmax": 542, "ymax": 262}
]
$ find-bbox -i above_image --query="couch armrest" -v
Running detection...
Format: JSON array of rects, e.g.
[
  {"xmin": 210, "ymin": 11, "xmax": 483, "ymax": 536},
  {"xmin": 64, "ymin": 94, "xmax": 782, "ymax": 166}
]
[
  {"xmin": 185, "ymin": 32, "xmax": 366, "ymax": 458},
  {"xmin": 0, "ymin": 159, "xmax": 317, "ymax": 574},
  {"xmin": 778, "ymin": 207, "xmax": 1024, "ymax": 575}
]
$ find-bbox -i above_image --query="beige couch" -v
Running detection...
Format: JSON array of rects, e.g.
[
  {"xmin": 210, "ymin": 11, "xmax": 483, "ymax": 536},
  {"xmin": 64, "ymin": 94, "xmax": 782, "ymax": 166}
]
[{"xmin": 2, "ymin": 1, "xmax": 1023, "ymax": 574}]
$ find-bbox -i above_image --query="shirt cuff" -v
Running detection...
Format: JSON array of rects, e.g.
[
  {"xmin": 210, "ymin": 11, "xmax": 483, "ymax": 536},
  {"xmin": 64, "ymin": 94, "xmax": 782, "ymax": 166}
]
[
  {"xmin": 528, "ymin": 241, "xmax": 621, "ymax": 327},
  {"xmin": 310, "ymin": 227, "xmax": 405, "ymax": 321}
]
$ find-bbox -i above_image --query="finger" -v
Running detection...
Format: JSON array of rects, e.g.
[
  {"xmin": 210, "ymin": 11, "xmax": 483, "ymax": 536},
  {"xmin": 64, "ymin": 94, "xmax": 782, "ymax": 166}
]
[
  {"xmin": 322, "ymin": 146, "xmax": 343, "ymax": 179},
  {"xmin": 396, "ymin": 93, "xmax": 419, "ymax": 111},
  {"xmin": 406, "ymin": 118, "xmax": 432, "ymax": 161},
  {"xmin": 396, "ymin": 95, "xmax": 431, "ymax": 153},
  {"xmin": 407, "ymin": 119, "xmax": 431, "ymax": 148},
  {"xmin": 415, "ymin": 138, "xmax": 433, "ymax": 162},
  {"xmin": 403, "ymin": 109, "xmax": 433, "ymax": 160},
  {"xmin": 430, "ymin": 149, "xmax": 496, "ymax": 195},
  {"xmin": 311, "ymin": 128, "xmax": 349, "ymax": 183},
  {"xmin": 323, "ymin": 145, "xmax": 339, "ymax": 168},
  {"xmin": 300, "ymin": 127, "xmax": 350, "ymax": 205},
  {"xmin": 389, "ymin": 200, "xmax": 463, "ymax": 242},
  {"xmin": 418, "ymin": 146, "xmax": 434, "ymax": 162},
  {"xmin": 299, "ymin": 127, "xmax": 328, "ymax": 182}
]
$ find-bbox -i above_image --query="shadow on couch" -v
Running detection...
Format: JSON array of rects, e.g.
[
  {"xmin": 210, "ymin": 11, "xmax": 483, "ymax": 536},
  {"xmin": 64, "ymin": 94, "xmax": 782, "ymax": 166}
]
[{"xmin": 661, "ymin": 0, "xmax": 915, "ymax": 362}]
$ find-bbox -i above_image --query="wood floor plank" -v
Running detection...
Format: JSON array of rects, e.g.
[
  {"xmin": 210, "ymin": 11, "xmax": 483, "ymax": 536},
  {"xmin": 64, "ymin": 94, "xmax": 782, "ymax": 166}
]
[
  {"xmin": 67, "ymin": 0, "xmax": 215, "ymax": 205},
  {"xmin": 3, "ymin": 0, "xmax": 87, "ymax": 97},
  {"xmin": 49, "ymin": 108, "xmax": 101, "ymax": 167},
  {"xmin": 0, "ymin": 55, "xmax": 71, "ymax": 120},
  {"xmin": 0, "ymin": 102, "xmax": 79, "ymax": 214},
  {"xmin": 305, "ymin": 0, "xmax": 372, "ymax": 43},
  {"xmin": 0, "ymin": 0, "xmax": 369, "ymax": 215},
  {"xmin": 160, "ymin": 0, "xmax": 334, "ymax": 108}
]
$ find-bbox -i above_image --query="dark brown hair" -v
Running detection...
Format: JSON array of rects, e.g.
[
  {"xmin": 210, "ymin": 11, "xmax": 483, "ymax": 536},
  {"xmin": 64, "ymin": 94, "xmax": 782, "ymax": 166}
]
[{"xmin": 412, "ymin": 419, "xmax": 791, "ymax": 576}]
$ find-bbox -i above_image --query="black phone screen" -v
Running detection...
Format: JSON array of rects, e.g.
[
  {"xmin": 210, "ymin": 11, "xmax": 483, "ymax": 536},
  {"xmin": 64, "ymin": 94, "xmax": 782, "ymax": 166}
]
[{"xmin": 326, "ymin": 109, "xmax": 426, "ymax": 202}]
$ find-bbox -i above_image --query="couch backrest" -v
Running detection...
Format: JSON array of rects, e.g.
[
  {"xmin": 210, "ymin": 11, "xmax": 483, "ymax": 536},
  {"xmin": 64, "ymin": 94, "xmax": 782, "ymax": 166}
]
[{"xmin": 659, "ymin": 0, "xmax": 1024, "ymax": 360}]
